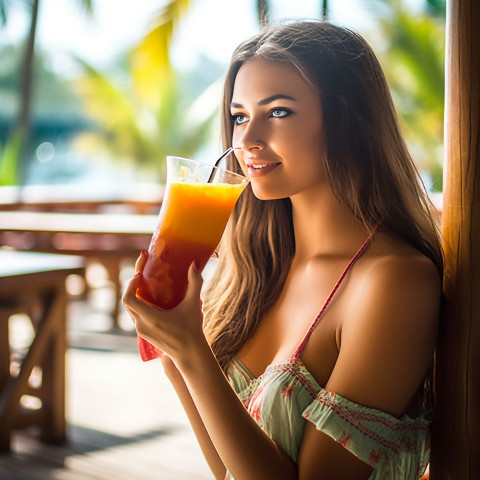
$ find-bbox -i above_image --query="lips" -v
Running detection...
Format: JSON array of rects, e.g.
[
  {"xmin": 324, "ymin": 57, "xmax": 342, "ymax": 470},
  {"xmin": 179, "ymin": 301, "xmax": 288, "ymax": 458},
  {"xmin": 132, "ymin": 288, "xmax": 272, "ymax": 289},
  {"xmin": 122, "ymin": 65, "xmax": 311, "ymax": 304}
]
[{"xmin": 246, "ymin": 162, "xmax": 281, "ymax": 178}]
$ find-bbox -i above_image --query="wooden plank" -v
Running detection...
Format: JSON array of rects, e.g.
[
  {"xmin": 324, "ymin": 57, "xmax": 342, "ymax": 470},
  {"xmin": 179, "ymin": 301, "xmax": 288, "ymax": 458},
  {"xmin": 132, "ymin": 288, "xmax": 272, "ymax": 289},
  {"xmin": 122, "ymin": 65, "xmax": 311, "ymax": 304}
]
[
  {"xmin": 41, "ymin": 286, "xmax": 67, "ymax": 444},
  {"xmin": 0, "ymin": 211, "xmax": 158, "ymax": 235},
  {"xmin": 431, "ymin": 0, "xmax": 480, "ymax": 477},
  {"xmin": 0, "ymin": 184, "xmax": 164, "ymax": 215}
]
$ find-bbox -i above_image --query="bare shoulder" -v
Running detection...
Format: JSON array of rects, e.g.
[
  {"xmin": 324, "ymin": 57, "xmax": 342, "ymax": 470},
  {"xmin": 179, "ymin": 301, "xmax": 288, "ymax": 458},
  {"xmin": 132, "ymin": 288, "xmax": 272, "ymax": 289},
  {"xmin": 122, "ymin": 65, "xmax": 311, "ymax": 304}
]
[
  {"xmin": 326, "ymin": 234, "xmax": 441, "ymax": 417},
  {"xmin": 353, "ymin": 236, "xmax": 441, "ymax": 316}
]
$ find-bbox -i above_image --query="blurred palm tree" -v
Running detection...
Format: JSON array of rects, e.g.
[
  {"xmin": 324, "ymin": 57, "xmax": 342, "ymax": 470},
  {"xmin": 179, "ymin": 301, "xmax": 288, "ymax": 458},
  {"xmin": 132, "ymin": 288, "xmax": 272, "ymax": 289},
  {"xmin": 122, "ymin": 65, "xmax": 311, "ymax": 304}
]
[
  {"xmin": 73, "ymin": 0, "xmax": 225, "ymax": 182},
  {"xmin": 256, "ymin": 0, "xmax": 270, "ymax": 26},
  {"xmin": 0, "ymin": 0, "xmax": 93, "ymax": 185},
  {"xmin": 321, "ymin": 0, "xmax": 329, "ymax": 21},
  {"xmin": 374, "ymin": 0, "xmax": 445, "ymax": 191}
]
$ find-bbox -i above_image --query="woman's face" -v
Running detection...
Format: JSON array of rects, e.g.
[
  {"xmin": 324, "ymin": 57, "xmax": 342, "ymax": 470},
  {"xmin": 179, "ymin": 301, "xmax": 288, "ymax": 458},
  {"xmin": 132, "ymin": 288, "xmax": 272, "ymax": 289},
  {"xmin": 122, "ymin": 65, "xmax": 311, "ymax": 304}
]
[{"xmin": 231, "ymin": 58, "xmax": 326, "ymax": 201}]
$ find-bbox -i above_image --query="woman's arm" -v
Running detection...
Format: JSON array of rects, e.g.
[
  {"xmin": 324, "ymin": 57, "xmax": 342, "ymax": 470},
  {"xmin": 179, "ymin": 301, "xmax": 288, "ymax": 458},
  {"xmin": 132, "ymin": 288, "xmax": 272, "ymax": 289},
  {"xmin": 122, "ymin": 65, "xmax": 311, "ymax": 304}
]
[
  {"xmin": 123, "ymin": 263, "xmax": 297, "ymax": 480},
  {"xmin": 177, "ymin": 337, "xmax": 297, "ymax": 480},
  {"xmin": 297, "ymin": 253, "xmax": 440, "ymax": 477},
  {"xmin": 326, "ymin": 254, "xmax": 440, "ymax": 416},
  {"xmin": 128, "ymin": 252, "xmax": 226, "ymax": 479},
  {"xmin": 159, "ymin": 353, "xmax": 227, "ymax": 479}
]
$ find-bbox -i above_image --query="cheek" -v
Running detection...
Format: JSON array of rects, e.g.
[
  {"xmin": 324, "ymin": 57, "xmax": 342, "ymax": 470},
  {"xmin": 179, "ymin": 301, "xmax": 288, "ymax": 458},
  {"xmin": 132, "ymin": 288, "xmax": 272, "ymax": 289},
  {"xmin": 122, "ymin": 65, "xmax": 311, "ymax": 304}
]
[
  {"xmin": 279, "ymin": 120, "xmax": 321, "ymax": 150},
  {"xmin": 299, "ymin": 128, "xmax": 325, "ymax": 166},
  {"xmin": 234, "ymin": 152, "xmax": 249, "ymax": 179},
  {"xmin": 232, "ymin": 128, "xmax": 242, "ymax": 149}
]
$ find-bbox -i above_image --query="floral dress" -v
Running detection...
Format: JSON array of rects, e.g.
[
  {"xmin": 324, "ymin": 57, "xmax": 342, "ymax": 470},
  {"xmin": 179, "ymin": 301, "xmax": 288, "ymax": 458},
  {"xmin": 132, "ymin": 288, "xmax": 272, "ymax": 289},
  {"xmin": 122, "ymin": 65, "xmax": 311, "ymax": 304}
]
[{"xmin": 225, "ymin": 234, "xmax": 431, "ymax": 479}]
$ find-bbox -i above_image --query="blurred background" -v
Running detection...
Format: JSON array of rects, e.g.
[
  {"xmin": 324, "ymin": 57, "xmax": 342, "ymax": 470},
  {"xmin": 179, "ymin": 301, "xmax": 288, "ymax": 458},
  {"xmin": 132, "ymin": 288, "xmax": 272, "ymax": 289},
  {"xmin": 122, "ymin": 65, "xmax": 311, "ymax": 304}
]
[
  {"xmin": 0, "ymin": 1, "xmax": 446, "ymax": 478},
  {"xmin": 0, "ymin": 0, "xmax": 446, "ymax": 193}
]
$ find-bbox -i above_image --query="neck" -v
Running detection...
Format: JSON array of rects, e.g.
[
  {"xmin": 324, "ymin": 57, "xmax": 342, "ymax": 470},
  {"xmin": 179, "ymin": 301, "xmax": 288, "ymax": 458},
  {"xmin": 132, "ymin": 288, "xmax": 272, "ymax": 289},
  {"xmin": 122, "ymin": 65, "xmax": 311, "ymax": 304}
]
[{"xmin": 290, "ymin": 187, "xmax": 370, "ymax": 262}]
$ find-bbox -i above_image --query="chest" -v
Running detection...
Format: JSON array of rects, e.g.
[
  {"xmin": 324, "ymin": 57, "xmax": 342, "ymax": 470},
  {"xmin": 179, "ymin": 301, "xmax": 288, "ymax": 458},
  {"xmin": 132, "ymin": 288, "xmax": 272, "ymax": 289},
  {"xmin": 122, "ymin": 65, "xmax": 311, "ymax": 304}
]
[{"xmin": 237, "ymin": 260, "xmax": 354, "ymax": 385}]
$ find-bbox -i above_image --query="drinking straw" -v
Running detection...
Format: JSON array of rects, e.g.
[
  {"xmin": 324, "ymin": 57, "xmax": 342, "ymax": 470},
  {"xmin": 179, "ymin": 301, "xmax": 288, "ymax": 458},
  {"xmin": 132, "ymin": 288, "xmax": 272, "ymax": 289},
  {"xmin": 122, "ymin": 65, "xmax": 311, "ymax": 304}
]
[{"xmin": 207, "ymin": 147, "xmax": 234, "ymax": 183}]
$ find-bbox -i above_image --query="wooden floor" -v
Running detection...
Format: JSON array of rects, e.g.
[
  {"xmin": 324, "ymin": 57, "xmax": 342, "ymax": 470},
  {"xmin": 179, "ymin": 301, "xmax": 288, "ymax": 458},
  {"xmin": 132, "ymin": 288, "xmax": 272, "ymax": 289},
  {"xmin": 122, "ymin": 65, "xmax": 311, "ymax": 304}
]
[{"xmin": 0, "ymin": 281, "xmax": 213, "ymax": 480}]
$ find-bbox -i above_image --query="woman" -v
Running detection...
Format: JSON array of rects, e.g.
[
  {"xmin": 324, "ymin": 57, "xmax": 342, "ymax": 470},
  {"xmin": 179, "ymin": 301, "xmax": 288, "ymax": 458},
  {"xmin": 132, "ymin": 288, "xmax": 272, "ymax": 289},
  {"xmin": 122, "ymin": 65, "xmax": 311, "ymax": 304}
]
[{"xmin": 123, "ymin": 21, "xmax": 443, "ymax": 479}]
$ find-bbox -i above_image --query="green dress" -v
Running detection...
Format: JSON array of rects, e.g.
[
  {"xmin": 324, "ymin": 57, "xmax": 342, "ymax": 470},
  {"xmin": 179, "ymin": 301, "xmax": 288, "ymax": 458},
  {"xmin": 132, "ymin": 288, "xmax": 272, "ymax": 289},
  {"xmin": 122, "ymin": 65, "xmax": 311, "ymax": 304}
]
[
  {"xmin": 224, "ymin": 234, "xmax": 431, "ymax": 479},
  {"xmin": 226, "ymin": 357, "xmax": 431, "ymax": 479}
]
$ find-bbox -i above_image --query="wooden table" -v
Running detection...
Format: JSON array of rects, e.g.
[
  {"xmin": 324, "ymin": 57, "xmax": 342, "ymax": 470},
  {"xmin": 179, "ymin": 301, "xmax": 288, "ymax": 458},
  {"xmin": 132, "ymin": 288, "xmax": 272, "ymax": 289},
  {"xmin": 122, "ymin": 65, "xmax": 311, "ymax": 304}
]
[
  {"xmin": 0, "ymin": 211, "xmax": 159, "ymax": 326},
  {"xmin": 0, "ymin": 184, "xmax": 164, "ymax": 214},
  {"xmin": 0, "ymin": 250, "xmax": 85, "ymax": 451}
]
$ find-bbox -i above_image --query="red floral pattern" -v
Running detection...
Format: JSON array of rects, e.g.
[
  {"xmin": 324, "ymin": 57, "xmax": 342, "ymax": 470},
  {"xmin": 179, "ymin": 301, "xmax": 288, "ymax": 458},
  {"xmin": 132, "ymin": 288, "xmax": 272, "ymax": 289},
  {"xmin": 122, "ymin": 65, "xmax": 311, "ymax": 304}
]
[
  {"xmin": 369, "ymin": 449, "xmax": 382, "ymax": 466},
  {"xmin": 338, "ymin": 432, "xmax": 352, "ymax": 448},
  {"xmin": 282, "ymin": 384, "xmax": 295, "ymax": 398}
]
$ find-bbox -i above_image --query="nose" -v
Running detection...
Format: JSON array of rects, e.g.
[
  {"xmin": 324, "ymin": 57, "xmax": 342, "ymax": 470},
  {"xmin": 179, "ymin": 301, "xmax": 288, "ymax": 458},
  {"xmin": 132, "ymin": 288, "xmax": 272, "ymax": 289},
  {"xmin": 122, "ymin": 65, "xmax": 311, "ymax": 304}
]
[{"xmin": 234, "ymin": 119, "xmax": 265, "ymax": 152}]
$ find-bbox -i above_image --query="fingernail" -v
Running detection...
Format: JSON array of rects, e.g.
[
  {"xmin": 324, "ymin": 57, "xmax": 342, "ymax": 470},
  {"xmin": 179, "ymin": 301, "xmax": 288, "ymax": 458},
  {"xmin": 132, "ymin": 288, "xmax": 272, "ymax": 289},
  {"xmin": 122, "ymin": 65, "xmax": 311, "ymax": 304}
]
[{"xmin": 141, "ymin": 249, "xmax": 148, "ymax": 257}]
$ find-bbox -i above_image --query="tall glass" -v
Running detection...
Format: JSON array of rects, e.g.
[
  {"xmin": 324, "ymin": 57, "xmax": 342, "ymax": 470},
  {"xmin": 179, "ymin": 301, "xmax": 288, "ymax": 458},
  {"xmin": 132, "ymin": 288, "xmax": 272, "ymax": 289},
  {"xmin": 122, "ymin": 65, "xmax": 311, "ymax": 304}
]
[{"xmin": 136, "ymin": 156, "xmax": 249, "ymax": 361}]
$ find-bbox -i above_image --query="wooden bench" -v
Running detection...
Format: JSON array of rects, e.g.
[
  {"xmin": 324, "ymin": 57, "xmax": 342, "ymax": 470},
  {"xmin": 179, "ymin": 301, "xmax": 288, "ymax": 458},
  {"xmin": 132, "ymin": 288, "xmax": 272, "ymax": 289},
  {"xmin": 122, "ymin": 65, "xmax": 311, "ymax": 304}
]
[{"xmin": 0, "ymin": 250, "xmax": 84, "ymax": 451}]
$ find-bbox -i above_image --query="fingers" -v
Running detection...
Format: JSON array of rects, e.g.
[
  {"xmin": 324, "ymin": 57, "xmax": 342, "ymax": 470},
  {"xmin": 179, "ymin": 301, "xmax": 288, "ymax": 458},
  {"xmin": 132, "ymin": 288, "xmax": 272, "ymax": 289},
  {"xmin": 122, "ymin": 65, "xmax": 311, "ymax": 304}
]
[
  {"xmin": 123, "ymin": 251, "xmax": 147, "ymax": 318},
  {"xmin": 135, "ymin": 249, "xmax": 148, "ymax": 274},
  {"xmin": 121, "ymin": 261, "xmax": 205, "ymax": 363},
  {"xmin": 122, "ymin": 274, "xmax": 156, "ymax": 335},
  {"xmin": 184, "ymin": 262, "xmax": 204, "ymax": 305},
  {"xmin": 121, "ymin": 272, "xmax": 146, "ymax": 321},
  {"xmin": 123, "ymin": 270, "xmax": 141, "ymax": 301}
]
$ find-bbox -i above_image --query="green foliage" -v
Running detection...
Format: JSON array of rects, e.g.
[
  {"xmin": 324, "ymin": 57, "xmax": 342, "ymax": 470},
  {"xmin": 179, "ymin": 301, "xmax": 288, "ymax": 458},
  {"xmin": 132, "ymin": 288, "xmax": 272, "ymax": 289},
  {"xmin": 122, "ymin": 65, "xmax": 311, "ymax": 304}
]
[
  {"xmin": 373, "ymin": 0, "xmax": 445, "ymax": 191},
  {"xmin": 74, "ymin": 57, "xmax": 219, "ymax": 182},
  {"xmin": 426, "ymin": 0, "xmax": 446, "ymax": 17},
  {"xmin": 0, "ymin": 0, "xmax": 97, "ymax": 185},
  {"xmin": 73, "ymin": 0, "xmax": 219, "ymax": 182},
  {"xmin": 0, "ymin": 1, "xmax": 7, "ymax": 26},
  {"xmin": 0, "ymin": 129, "xmax": 22, "ymax": 186}
]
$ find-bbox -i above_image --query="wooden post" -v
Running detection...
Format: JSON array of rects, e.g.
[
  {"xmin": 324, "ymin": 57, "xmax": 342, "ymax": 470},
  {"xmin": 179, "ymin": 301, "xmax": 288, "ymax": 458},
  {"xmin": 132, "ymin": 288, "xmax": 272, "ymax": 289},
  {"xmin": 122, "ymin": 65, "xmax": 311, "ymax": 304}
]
[{"xmin": 431, "ymin": 0, "xmax": 480, "ymax": 477}]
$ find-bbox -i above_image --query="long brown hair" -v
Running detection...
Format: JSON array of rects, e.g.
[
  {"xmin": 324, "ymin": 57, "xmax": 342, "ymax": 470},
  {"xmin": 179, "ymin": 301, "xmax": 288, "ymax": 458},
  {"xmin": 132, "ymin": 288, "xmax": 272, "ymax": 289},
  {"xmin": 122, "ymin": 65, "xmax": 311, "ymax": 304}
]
[{"xmin": 202, "ymin": 21, "xmax": 443, "ymax": 371}]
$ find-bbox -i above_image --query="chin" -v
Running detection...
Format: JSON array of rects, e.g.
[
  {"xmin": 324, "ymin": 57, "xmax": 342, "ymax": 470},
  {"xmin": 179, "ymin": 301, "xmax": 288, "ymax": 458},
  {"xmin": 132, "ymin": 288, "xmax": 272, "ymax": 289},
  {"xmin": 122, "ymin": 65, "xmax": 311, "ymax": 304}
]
[{"xmin": 251, "ymin": 185, "xmax": 288, "ymax": 201}]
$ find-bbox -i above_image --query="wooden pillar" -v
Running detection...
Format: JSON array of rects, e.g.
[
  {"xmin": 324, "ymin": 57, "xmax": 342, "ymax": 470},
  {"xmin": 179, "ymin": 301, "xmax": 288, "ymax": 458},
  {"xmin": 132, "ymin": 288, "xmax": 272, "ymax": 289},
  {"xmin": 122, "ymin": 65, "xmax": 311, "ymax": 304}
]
[{"xmin": 431, "ymin": 0, "xmax": 480, "ymax": 477}]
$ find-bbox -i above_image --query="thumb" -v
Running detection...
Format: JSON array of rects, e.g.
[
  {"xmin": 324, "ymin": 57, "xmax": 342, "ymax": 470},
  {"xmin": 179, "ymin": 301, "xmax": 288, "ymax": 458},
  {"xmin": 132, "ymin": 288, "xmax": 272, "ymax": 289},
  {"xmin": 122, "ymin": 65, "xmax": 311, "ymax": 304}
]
[
  {"xmin": 135, "ymin": 249, "xmax": 148, "ymax": 275},
  {"xmin": 122, "ymin": 271, "xmax": 142, "ymax": 312},
  {"xmin": 184, "ymin": 262, "xmax": 204, "ymax": 303}
]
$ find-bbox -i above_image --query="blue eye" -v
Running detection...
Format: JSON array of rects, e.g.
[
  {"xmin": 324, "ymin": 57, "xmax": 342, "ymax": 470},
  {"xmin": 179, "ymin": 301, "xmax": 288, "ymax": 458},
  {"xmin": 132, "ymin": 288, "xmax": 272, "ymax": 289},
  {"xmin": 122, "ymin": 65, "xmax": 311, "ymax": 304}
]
[
  {"xmin": 269, "ymin": 108, "xmax": 291, "ymax": 118},
  {"xmin": 232, "ymin": 113, "xmax": 248, "ymax": 125}
]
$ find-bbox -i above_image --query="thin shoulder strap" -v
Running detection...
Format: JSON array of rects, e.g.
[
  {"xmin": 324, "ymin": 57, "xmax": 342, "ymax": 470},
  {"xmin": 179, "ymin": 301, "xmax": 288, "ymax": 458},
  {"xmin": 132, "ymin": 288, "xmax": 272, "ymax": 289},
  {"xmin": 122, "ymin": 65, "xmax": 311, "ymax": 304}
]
[{"xmin": 291, "ymin": 230, "xmax": 375, "ymax": 361}]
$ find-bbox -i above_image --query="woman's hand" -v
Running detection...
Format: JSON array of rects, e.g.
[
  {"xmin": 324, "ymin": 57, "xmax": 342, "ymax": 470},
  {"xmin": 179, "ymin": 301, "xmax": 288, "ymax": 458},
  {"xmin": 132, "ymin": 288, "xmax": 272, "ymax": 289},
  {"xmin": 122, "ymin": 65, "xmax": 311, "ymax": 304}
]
[{"xmin": 122, "ymin": 251, "xmax": 206, "ymax": 368}]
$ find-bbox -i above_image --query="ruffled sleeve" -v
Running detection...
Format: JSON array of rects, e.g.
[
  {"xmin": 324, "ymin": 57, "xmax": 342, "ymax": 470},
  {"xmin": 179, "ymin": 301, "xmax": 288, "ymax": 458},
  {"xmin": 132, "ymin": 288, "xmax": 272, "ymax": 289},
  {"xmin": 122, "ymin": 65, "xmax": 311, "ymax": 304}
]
[{"xmin": 302, "ymin": 389, "xmax": 432, "ymax": 480}]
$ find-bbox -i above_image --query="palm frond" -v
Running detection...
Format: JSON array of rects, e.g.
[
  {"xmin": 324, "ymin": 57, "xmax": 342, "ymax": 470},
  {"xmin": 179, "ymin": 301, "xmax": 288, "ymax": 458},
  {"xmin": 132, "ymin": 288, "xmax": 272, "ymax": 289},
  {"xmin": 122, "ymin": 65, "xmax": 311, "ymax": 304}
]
[{"xmin": 130, "ymin": 0, "xmax": 193, "ymax": 104}]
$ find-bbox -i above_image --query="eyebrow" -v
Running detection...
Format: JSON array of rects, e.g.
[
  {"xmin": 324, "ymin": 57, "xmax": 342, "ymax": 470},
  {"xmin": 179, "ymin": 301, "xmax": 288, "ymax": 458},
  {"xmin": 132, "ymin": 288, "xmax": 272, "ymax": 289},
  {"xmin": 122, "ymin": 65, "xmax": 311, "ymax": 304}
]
[{"xmin": 230, "ymin": 94, "xmax": 297, "ymax": 109}]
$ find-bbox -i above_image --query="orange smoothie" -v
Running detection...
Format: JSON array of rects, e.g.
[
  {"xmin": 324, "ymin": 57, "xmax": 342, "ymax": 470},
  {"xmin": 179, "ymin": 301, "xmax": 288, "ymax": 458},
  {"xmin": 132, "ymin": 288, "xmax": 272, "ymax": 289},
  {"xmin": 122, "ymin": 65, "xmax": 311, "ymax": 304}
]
[{"xmin": 136, "ymin": 181, "xmax": 246, "ymax": 361}]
